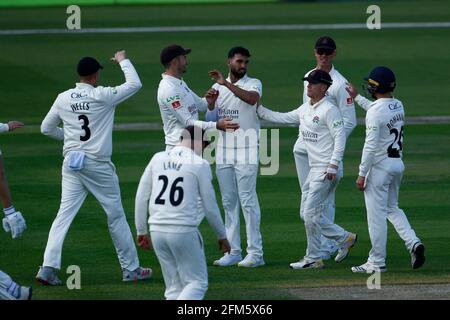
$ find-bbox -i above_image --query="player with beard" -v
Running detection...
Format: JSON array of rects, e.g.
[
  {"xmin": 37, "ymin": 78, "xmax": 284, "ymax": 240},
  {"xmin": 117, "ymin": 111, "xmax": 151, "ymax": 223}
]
[{"xmin": 206, "ymin": 46, "xmax": 265, "ymax": 268}]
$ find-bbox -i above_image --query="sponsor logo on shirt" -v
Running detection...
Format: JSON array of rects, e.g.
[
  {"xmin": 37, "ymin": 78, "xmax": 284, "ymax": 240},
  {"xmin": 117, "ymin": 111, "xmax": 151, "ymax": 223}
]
[
  {"xmin": 187, "ymin": 104, "xmax": 198, "ymax": 114},
  {"xmin": 218, "ymin": 108, "xmax": 239, "ymax": 120},
  {"xmin": 166, "ymin": 94, "xmax": 181, "ymax": 103},
  {"xmin": 71, "ymin": 92, "xmax": 87, "ymax": 99},
  {"xmin": 366, "ymin": 125, "xmax": 378, "ymax": 132},
  {"xmin": 301, "ymin": 130, "xmax": 318, "ymax": 143},
  {"xmin": 312, "ymin": 116, "xmax": 320, "ymax": 124},
  {"xmin": 347, "ymin": 97, "xmax": 353, "ymax": 105},
  {"xmin": 171, "ymin": 101, "xmax": 181, "ymax": 109},
  {"xmin": 388, "ymin": 102, "xmax": 402, "ymax": 110},
  {"xmin": 333, "ymin": 120, "xmax": 344, "ymax": 128}
]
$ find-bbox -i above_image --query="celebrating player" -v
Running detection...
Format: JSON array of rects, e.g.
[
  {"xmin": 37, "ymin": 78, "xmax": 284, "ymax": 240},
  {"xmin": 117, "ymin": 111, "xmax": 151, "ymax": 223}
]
[
  {"xmin": 347, "ymin": 67, "xmax": 425, "ymax": 273},
  {"xmin": 135, "ymin": 126, "xmax": 230, "ymax": 300},
  {"xmin": 298, "ymin": 36, "xmax": 357, "ymax": 261},
  {"xmin": 157, "ymin": 44, "xmax": 239, "ymax": 151},
  {"xmin": 0, "ymin": 120, "xmax": 31, "ymax": 300},
  {"xmin": 36, "ymin": 50, "xmax": 152, "ymax": 285},
  {"xmin": 258, "ymin": 70, "xmax": 357, "ymax": 269},
  {"xmin": 206, "ymin": 46, "xmax": 265, "ymax": 268}
]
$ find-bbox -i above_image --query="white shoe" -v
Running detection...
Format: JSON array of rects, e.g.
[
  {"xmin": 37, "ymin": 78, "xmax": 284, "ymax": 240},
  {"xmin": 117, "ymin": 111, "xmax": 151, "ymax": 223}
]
[
  {"xmin": 213, "ymin": 253, "xmax": 242, "ymax": 267},
  {"xmin": 290, "ymin": 259, "xmax": 324, "ymax": 270},
  {"xmin": 335, "ymin": 233, "xmax": 358, "ymax": 263},
  {"xmin": 0, "ymin": 284, "xmax": 32, "ymax": 300},
  {"xmin": 36, "ymin": 266, "xmax": 62, "ymax": 286},
  {"xmin": 411, "ymin": 242, "xmax": 425, "ymax": 270},
  {"xmin": 351, "ymin": 262, "xmax": 387, "ymax": 273},
  {"xmin": 237, "ymin": 255, "xmax": 265, "ymax": 268},
  {"xmin": 122, "ymin": 267, "xmax": 152, "ymax": 282}
]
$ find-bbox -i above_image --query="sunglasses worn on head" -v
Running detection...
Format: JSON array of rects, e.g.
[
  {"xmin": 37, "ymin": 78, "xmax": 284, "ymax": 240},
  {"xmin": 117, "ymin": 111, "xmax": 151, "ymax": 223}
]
[{"xmin": 316, "ymin": 48, "xmax": 335, "ymax": 56}]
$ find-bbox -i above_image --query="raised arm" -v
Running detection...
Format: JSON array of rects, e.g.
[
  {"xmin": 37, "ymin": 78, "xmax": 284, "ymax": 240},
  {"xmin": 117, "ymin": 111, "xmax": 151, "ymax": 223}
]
[
  {"xmin": 209, "ymin": 70, "xmax": 261, "ymax": 105},
  {"xmin": 336, "ymin": 83, "xmax": 357, "ymax": 137},
  {"xmin": 105, "ymin": 50, "xmax": 143, "ymax": 106},
  {"xmin": 346, "ymin": 83, "xmax": 373, "ymax": 111}
]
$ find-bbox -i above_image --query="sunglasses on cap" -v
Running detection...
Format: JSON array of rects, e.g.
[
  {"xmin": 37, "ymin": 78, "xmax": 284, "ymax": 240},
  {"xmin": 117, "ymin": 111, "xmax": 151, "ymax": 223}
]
[{"xmin": 316, "ymin": 48, "xmax": 335, "ymax": 56}]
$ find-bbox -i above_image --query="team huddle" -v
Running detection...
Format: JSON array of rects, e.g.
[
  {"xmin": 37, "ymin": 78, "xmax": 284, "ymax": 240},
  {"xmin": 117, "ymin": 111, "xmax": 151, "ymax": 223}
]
[{"xmin": 0, "ymin": 36, "xmax": 426, "ymax": 300}]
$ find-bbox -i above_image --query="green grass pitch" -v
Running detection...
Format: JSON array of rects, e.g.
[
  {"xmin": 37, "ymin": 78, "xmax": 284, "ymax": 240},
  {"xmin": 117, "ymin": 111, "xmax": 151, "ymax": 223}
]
[{"xmin": 1, "ymin": 1, "xmax": 450, "ymax": 299}]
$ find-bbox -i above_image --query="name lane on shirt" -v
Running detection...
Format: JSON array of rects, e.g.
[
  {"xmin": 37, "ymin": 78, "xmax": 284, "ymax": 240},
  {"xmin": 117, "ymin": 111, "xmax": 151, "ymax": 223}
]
[{"xmin": 163, "ymin": 161, "xmax": 182, "ymax": 171}]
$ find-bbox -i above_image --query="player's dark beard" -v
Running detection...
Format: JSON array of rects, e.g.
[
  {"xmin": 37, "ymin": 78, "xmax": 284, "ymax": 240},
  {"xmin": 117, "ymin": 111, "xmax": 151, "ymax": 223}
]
[{"xmin": 231, "ymin": 68, "xmax": 246, "ymax": 79}]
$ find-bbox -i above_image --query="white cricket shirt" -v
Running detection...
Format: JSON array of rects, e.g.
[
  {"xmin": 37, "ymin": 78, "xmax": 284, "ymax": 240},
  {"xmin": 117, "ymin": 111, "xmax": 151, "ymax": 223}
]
[
  {"xmin": 258, "ymin": 96, "xmax": 346, "ymax": 169},
  {"xmin": 40, "ymin": 59, "xmax": 142, "ymax": 161},
  {"xmin": 135, "ymin": 145, "xmax": 226, "ymax": 238},
  {"xmin": 157, "ymin": 74, "xmax": 216, "ymax": 147},
  {"xmin": 359, "ymin": 97, "xmax": 405, "ymax": 177},
  {"xmin": 208, "ymin": 74, "xmax": 262, "ymax": 149},
  {"xmin": 295, "ymin": 66, "xmax": 356, "ymax": 153}
]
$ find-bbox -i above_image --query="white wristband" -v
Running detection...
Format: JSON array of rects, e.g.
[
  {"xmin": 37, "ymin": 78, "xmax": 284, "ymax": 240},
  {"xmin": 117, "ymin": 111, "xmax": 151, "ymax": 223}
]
[
  {"xmin": 3, "ymin": 205, "xmax": 16, "ymax": 216},
  {"xmin": 326, "ymin": 167, "xmax": 338, "ymax": 174}
]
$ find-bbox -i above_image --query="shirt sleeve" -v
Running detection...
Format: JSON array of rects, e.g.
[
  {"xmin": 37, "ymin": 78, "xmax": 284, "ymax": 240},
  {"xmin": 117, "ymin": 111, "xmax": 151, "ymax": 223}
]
[
  {"xmin": 103, "ymin": 59, "xmax": 143, "ymax": 106},
  {"xmin": 0, "ymin": 123, "xmax": 9, "ymax": 133},
  {"xmin": 257, "ymin": 105, "xmax": 300, "ymax": 125},
  {"xmin": 134, "ymin": 159, "xmax": 154, "ymax": 236},
  {"xmin": 190, "ymin": 90, "xmax": 209, "ymax": 113},
  {"xmin": 355, "ymin": 94, "xmax": 373, "ymax": 112},
  {"xmin": 198, "ymin": 162, "xmax": 226, "ymax": 239},
  {"xmin": 335, "ymin": 83, "xmax": 357, "ymax": 138},
  {"xmin": 326, "ymin": 106, "xmax": 346, "ymax": 166},
  {"xmin": 359, "ymin": 111, "xmax": 380, "ymax": 177},
  {"xmin": 165, "ymin": 89, "xmax": 217, "ymax": 131},
  {"xmin": 41, "ymin": 98, "xmax": 64, "ymax": 141},
  {"xmin": 247, "ymin": 78, "xmax": 263, "ymax": 98}
]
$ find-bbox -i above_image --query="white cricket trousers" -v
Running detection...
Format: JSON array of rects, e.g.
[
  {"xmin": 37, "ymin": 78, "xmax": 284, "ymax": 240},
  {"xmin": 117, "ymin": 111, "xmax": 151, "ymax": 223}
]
[
  {"xmin": 364, "ymin": 158, "xmax": 420, "ymax": 266},
  {"xmin": 151, "ymin": 230, "xmax": 208, "ymax": 300},
  {"xmin": 302, "ymin": 169, "xmax": 348, "ymax": 261},
  {"xmin": 42, "ymin": 156, "xmax": 139, "ymax": 271},
  {"xmin": 0, "ymin": 270, "xmax": 16, "ymax": 300},
  {"xmin": 216, "ymin": 159, "xmax": 263, "ymax": 258},
  {"xmin": 293, "ymin": 140, "xmax": 339, "ymax": 256}
]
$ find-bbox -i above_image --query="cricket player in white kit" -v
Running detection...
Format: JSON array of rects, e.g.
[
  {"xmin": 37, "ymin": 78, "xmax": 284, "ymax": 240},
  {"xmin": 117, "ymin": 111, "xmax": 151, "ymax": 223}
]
[
  {"xmin": 135, "ymin": 126, "xmax": 231, "ymax": 300},
  {"xmin": 206, "ymin": 46, "xmax": 265, "ymax": 268},
  {"xmin": 36, "ymin": 51, "xmax": 152, "ymax": 285},
  {"xmin": 157, "ymin": 44, "xmax": 238, "ymax": 150},
  {"xmin": 298, "ymin": 37, "xmax": 357, "ymax": 261},
  {"xmin": 0, "ymin": 120, "xmax": 32, "ymax": 300},
  {"xmin": 346, "ymin": 67, "xmax": 425, "ymax": 273},
  {"xmin": 258, "ymin": 70, "xmax": 357, "ymax": 269}
]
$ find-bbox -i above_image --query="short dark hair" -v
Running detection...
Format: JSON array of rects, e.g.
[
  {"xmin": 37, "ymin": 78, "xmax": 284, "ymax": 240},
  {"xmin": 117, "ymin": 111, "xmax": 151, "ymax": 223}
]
[{"xmin": 228, "ymin": 46, "xmax": 251, "ymax": 59}]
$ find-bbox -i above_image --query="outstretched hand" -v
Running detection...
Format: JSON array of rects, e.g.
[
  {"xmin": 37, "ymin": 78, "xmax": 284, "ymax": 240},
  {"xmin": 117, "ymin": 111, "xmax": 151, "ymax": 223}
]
[
  {"xmin": 209, "ymin": 70, "xmax": 226, "ymax": 85},
  {"xmin": 7, "ymin": 121, "xmax": 24, "ymax": 131},
  {"xmin": 345, "ymin": 82, "xmax": 358, "ymax": 99}
]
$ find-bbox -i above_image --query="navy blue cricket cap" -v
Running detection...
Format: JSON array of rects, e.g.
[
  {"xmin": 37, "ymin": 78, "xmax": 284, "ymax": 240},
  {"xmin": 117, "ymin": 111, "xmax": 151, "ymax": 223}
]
[
  {"xmin": 315, "ymin": 36, "xmax": 337, "ymax": 50},
  {"xmin": 160, "ymin": 45, "xmax": 191, "ymax": 66},
  {"xmin": 77, "ymin": 57, "xmax": 103, "ymax": 76},
  {"xmin": 303, "ymin": 69, "xmax": 333, "ymax": 87}
]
